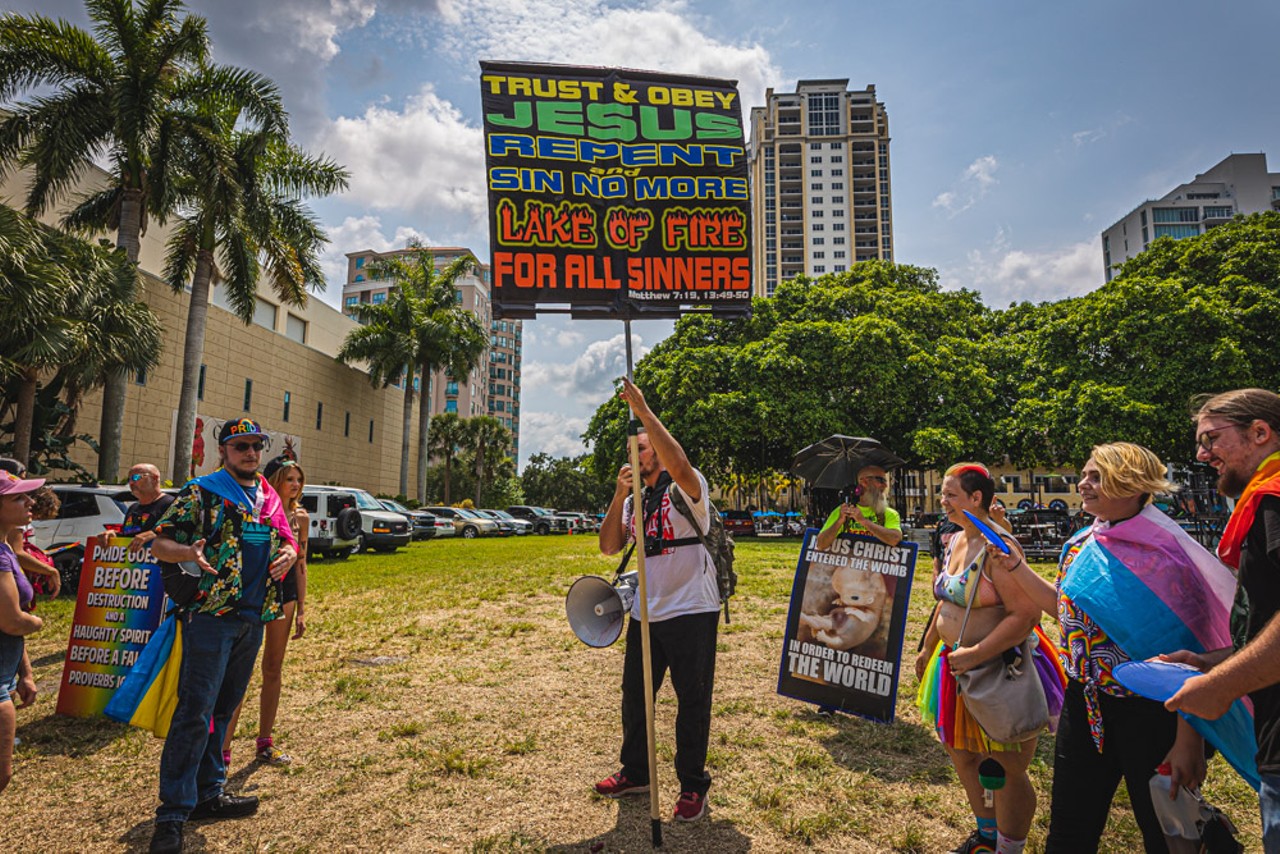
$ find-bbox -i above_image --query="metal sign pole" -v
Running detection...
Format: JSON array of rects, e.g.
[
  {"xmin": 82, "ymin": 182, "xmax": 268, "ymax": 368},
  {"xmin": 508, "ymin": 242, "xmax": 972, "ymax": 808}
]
[{"xmin": 624, "ymin": 318, "xmax": 662, "ymax": 847}]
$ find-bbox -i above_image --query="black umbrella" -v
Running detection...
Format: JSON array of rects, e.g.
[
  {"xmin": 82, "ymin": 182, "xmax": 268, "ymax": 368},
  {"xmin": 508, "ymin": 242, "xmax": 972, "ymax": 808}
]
[{"xmin": 790, "ymin": 435, "xmax": 906, "ymax": 489}]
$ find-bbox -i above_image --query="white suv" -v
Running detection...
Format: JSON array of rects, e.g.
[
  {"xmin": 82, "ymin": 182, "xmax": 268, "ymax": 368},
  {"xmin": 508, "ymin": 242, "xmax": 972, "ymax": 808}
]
[
  {"xmin": 299, "ymin": 486, "xmax": 363, "ymax": 558},
  {"xmin": 28, "ymin": 484, "xmax": 130, "ymax": 590}
]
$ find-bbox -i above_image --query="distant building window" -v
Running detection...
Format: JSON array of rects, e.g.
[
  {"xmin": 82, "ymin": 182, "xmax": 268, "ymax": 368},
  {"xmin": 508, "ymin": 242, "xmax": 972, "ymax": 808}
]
[
  {"xmin": 354, "ymin": 274, "xmax": 364, "ymax": 282},
  {"xmin": 344, "ymin": 296, "xmax": 358, "ymax": 307},
  {"xmin": 445, "ymin": 400, "xmax": 457, "ymax": 413},
  {"xmin": 253, "ymin": 298, "xmax": 276, "ymax": 331},
  {"xmin": 813, "ymin": 265, "xmax": 826, "ymax": 272},
  {"xmin": 134, "ymin": 367, "xmax": 147, "ymax": 386},
  {"xmin": 1152, "ymin": 207, "xmax": 1199, "ymax": 224},
  {"xmin": 355, "ymin": 257, "xmax": 365, "ymax": 268},
  {"xmin": 316, "ymin": 402, "xmax": 323, "ymax": 431},
  {"xmin": 371, "ymin": 292, "xmax": 386, "ymax": 304},
  {"xmin": 1154, "ymin": 224, "xmax": 1200, "ymax": 239},
  {"xmin": 282, "ymin": 391, "xmax": 291, "ymax": 422},
  {"xmin": 285, "ymin": 313, "xmax": 307, "ymax": 344},
  {"xmin": 446, "ymin": 381, "xmax": 459, "ymax": 396},
  {"xmin": 344, "ymin": 411, "xmax": 350, "ymax": 438},
  {"xmin": 369, "ymin": 419, "xmax": 374, "ymax": 443},
  {"xmin": 197, "ymin": 364, "xmax": 206, "ymax": 401},
  {"xmin": 244, "ymin": 379, "xmax": 253, "ymax": 411},
  {"xmin": 1203, "ymin": 206, "xmax": 1234, "ymax": 219}
]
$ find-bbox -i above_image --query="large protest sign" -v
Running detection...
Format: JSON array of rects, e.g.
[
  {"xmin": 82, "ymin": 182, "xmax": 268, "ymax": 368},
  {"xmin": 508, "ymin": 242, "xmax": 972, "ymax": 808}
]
[
  {"xmin": 777, "ymin": 530, "xmax": 917, "ymax": 722},
  {"xmin": 56, "ymin": 535, "xmax": 167, "ymax": 718},
  {"xmin": 480, "ymin": 61, "xmax": 751, "ymax": 319}
]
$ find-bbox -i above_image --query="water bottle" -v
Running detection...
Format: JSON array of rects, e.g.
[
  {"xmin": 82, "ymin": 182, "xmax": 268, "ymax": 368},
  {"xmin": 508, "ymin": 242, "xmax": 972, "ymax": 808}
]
[
  {"xmin": 1148, "ymin": 763, "xmax": 1204, "ymax": 843},
  {"xmin": 177, "ymin": 560, "xmax": 202, "ymax": 577}
]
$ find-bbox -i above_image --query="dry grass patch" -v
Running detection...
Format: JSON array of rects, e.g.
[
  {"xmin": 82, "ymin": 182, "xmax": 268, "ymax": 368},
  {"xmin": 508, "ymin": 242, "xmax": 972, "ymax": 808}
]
[{"xmin": 2, "ymin": 535, "xmax": 1261, "ymax": 852}]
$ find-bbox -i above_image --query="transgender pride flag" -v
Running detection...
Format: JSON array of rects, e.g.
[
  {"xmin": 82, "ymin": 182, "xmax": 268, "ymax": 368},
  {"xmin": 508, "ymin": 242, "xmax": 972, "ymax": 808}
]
[{"xmin": 1060, "ymin": 504, "xmax": 1259, "ymax": 790}]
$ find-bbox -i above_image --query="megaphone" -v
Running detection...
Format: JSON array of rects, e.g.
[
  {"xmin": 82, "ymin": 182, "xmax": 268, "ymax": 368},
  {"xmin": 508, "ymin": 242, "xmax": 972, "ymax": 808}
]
[{"xmin": 566, "ymin": 571, "xmax": 638, "ymax": 647}]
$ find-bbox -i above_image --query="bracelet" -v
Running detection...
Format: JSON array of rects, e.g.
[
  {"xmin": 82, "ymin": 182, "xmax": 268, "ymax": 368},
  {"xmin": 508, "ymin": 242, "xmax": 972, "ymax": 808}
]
[{"xmin": 1008, "ymin": 558, "xmax": 1026, "ymax": 573}]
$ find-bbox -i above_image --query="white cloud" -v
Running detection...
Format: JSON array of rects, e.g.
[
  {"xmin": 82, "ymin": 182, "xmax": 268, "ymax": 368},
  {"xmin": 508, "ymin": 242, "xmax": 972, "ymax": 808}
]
[
  {"xmin": 556, "ymin": 330, "xmax": 585, "ymax": 348},
  {"xmin": 518, "ymin": 411, "xmax": 591, "ymax": 461},
  {"xmin": 318, "ymin": 85, "xmax": 488, "ymax": 233},
  {"xmin": 933, "ymin": 155, "xmax": 1000, "ymax": 216},
  {"xmin": 317, "ymin": 214, "xmax": 434, "ymax": 302},
  {"xmin": 1072, "ymin": 128, "xmax": 1105, "ymax": 147},
  {"xmin": 522, "ymin": 332, "xmax": 649, "ymax": 405},
  {"xmin": 953, "ymin": 230, "xmax": 1103, "ymax": 306},
  {"xmin": 440, "ymin": 0, "xmax": 780, "ymax": 110}
]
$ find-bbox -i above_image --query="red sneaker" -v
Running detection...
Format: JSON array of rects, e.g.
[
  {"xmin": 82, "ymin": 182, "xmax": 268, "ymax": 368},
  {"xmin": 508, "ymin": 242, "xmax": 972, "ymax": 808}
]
[
  {"xmin": 673, "ymin": 791, "xmax": 706, "ymax": 822},
  {"xmin": 593, "ymin": 771, "xmax": 648, "ymax": 798}
]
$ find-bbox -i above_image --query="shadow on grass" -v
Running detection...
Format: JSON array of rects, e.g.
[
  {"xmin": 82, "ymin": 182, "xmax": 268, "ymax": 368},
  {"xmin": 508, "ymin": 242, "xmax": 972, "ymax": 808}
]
[
  {"xmin": 16, "ymin": 711, "xmax": 125, "ymax": 756},
  {"xmin": 810, "ymin": 709, "xmax": 957, "ymax": 784},
  {"xmin": 547, "ymin": 795, "xmax": 752, "ymax": 853},
  {"xmin": 119, "ymin": 818, "xmax": 212, "ymax": 853}
]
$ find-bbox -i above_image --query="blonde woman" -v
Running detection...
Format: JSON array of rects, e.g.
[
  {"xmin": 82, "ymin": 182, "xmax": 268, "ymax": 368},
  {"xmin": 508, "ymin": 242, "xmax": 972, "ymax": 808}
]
[
  {"xmin": 224, "ymin": 458, "xmax": 308, "ymax": 766},
  {"xmin": 991, "ymin": 443, "xmax": 1236, "ymax": 853}
]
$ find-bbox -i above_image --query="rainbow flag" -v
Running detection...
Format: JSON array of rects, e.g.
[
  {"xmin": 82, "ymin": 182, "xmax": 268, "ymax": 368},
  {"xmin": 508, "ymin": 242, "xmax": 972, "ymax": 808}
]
[
  {"xmin": 104, "ymin": 613, "xmax": 183, "ymax": 738},
  {"xmin": 1060, "ymin": 505, "xmax": 1259, "ymax": 790}
]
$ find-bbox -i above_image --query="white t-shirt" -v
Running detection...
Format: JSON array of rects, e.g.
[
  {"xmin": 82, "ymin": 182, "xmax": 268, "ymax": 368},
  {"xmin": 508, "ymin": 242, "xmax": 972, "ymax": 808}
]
[{"xmin": 621, "ymin": 470, "xmax": 722, "ymax": 622}]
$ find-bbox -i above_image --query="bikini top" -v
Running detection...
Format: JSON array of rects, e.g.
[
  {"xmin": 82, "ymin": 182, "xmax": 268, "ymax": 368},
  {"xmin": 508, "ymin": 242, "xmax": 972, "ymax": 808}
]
[{"xmin": 934, "ymin": 538, "xmax": 1002, "ymax": 608}]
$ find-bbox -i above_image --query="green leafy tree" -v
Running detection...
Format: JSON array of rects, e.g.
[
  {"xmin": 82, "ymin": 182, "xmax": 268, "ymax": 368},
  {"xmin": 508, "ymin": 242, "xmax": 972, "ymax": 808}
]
[
  {"xmin": 165, "ymin": 98, "xmax": 348, "ymax": 482},
  {"xmin": 521, "ymin": 453, "xmax": 613, "ymax": 511}
]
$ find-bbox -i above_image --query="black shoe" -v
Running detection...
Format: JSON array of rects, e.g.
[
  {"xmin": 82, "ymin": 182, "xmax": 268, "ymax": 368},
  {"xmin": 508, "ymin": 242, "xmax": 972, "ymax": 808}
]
[
  {"xmin": 188, "ymin": 792, "xmax": 259, "ymax": 821},
  {"xmin": 950, "ymin": 829, "xmax": 995, "ymax": 854},
  {"xmin": 148, "ymin": 821, "xmax": 184, "ymax": 853}
]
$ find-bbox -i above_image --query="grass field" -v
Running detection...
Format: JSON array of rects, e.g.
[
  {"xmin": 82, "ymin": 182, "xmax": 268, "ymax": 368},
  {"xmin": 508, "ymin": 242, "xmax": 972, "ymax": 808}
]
[{"xmin": 5, "ymin": 535, "xmax": 1261, "ymax": 852}]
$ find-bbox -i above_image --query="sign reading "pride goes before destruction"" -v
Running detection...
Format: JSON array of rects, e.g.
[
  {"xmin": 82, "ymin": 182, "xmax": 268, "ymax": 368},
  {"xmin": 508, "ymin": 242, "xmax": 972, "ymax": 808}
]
[{"xmin": 480, "ymin": 61, "xmax": 752, "ymax": 320}]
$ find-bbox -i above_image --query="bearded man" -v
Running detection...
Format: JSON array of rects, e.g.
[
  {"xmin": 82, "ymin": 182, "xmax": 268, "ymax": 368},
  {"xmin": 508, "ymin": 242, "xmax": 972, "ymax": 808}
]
[{"xmin": 815, "ymin": 465, "xmax": 904, "ymax": 551}]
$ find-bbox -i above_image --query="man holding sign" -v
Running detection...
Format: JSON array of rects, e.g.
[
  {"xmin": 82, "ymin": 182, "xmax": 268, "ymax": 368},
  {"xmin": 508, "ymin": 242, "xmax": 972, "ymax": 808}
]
[{"xmin": 595, "ymin": 379, "xmax": 720, "ymax": 823}]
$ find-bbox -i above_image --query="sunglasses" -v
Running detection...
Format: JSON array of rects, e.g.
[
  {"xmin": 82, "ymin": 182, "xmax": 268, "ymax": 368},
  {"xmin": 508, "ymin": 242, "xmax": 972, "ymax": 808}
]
[
  {"xmin": 128, "ymin": 472, "xmax": 148, "ymax": 482},
  {"xmin": 228, "ymin": 441, "xmax": 264, "ymax": 453}
]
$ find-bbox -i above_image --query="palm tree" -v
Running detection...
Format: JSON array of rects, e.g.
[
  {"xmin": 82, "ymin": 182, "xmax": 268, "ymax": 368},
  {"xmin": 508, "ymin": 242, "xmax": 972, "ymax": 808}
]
[
  {"xmin": 0, "ymin": 0, "xmax": 283, "ymax": 480},
  {"xmin": 345, "ymin": 244, "xmax": 486, "ymax": 503},
  {"xmin": 164, "ymin": 99, "xmax": 348, "ymax": 482},
  {"xmin": 468, "ymin": 416, "xmax": 514, "ymax": 506},
  {"xmin": 337, "ymin": 287, "xmax": 422, "ymax": 497},
  {"xmin": 427, "ymin": 413, "xmax": 469, "ymax": 504},
  {"xmin": 413, "ymin": 263, "xmax": 486, "ymax": 504}
]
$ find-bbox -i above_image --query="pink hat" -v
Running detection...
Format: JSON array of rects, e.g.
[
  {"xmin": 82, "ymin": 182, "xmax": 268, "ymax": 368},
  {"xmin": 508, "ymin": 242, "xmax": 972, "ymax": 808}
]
[{"xmin": 0, "ymin": 470, "xmax": 45, "ymax": 496}]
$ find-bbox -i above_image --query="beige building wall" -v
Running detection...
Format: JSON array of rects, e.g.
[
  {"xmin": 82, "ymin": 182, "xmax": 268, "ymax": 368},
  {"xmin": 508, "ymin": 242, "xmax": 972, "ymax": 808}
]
[{"xmin": 2, "ymin": 163, "xmax": 417, "ymax": 496}]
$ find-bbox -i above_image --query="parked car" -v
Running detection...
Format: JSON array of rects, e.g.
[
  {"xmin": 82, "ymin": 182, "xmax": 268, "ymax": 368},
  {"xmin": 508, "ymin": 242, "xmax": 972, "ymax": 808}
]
[
  {"xmin": 299, "ymin": 486, "xmax": 364, "ymax": 558},
  {"xmin": 721, "ymin": 509, "xmax": 755, "ymax": 538},
  {"xmin": 378, "ymin": 499, "xmax": 439, "ymax": 541},
  {"xmin": 552, "ymin": 510, "xmax": 595, "ymax": 533},
  {"xmin": 479, "ymin": 508, "xmax": 532, "ymax": 535},
  {"xmin": 28, "ymin": 484, "xmax": 130, "ymax": 590},
  {"xmin": 307, "ymin": 485, "xmax": 409, "ymax": 553},
  {"xmin": 424, "ymin": 506, "xmax": 500, "ymax": 539},
  {"xmin": 473, "ymin": 509, "xmax": 521, "ymax": 536},
  {"xmin": 505, "ymin": 505, "xmax": 570, "ymax": 535}
]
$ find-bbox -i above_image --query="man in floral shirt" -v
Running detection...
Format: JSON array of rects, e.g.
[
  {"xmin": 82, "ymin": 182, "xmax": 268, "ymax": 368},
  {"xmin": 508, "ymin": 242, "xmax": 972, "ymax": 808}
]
[{"xmin": 146, "ymin": 419, "xmax": 297, "ymax": 854}]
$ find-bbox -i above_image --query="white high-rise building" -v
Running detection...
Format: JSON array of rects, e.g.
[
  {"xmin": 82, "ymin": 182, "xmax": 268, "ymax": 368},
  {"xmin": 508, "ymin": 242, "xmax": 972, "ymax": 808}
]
[
  {"xmin": 749, "ymin": 79, "xmax": 894, "ymax": 297},
  {"xmin": 1102, "ymin": 153, "xmax": 1280, "ymax": 281}
]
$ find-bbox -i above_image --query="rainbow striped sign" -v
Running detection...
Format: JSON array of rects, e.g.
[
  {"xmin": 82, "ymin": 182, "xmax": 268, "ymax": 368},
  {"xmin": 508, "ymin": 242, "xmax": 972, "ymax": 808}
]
[{"xmin": 55, "ymin": 535, "xmax": 167, "ymax": 718}]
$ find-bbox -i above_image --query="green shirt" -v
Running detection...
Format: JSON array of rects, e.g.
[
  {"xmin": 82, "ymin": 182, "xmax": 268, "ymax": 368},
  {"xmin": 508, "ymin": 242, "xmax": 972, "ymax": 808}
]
[{"xmin": 821, "ymin": 503, "xmax": 901, "ymax": 537}]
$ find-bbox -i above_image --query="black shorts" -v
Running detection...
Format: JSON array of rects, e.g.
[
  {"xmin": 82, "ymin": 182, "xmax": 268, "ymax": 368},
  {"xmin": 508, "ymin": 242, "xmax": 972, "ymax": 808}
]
[{"xmin": 281, "ymin": 570, "xmax": 298, "ymax": 605}]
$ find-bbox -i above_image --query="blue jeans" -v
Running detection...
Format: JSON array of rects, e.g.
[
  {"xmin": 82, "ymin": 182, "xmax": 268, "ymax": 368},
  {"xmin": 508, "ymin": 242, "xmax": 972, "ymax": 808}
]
[
  {"xmin": 1261, "ymin": 773, "xmax": 1280, "ymax": 853},
  {"xmin": 156, "ymin": 612, "xmax": 263, "ymax": 823}
]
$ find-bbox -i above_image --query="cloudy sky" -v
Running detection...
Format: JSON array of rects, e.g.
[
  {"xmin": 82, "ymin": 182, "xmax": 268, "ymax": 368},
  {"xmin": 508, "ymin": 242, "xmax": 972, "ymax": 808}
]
[{"xmin": 14, "ymin": 0, "xmax": 1280, "ymax": 466}]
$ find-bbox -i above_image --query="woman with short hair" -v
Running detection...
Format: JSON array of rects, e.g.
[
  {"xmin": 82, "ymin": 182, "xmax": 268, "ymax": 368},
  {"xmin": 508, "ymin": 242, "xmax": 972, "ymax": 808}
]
[
  {"xmin": 992, "ymin": 442, "xmax": 1235, "ymax": 853},
  {"xmin": 916, "ymin": 463, "xmax": 1064, "ymax": 854}
]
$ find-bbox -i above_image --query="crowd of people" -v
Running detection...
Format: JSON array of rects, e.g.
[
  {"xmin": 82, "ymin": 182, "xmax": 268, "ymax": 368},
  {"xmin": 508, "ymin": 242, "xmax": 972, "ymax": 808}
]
[{"xmin": 6, "ymin": 386, "xmax": 1280, "ymax": 852}]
